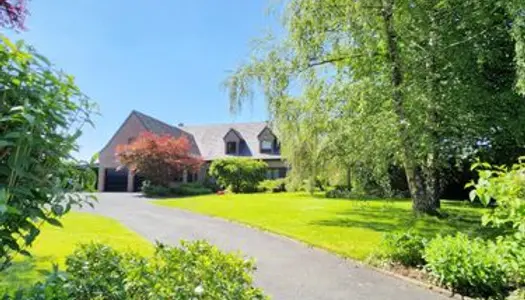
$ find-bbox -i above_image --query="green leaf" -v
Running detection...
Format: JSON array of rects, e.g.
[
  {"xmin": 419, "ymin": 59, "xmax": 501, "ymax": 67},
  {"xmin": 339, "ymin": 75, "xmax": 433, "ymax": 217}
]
[
  {"xmin": 469, "ymin": 190, "xmax": 477, "ymax": 202},
  {"xmin": 46, "ymin": 218, "xmax": 63, "ymax": 227},
  {"xmin": 33, "ymin": 52, "xmax": 51, "ymax": 66},
  {"xmin": 0, "ymin": 140, "xmax": 14, "ymax": 148},
  {"xmin": 1, "ymin": 36, "xmax": 18, "ymax": 52}
]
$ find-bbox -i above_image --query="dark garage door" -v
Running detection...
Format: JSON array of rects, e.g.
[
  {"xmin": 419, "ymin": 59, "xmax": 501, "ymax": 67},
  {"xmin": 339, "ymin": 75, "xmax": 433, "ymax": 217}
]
[{"xmin": 105, "ymin": 168, "xmax": 128, "ymax": 192}]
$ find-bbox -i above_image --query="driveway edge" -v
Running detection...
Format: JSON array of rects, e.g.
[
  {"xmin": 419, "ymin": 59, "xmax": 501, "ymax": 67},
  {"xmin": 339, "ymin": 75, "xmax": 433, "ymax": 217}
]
[{"xmin": 152, "ymin": 201, "xmax": 471, "ymax": 300}]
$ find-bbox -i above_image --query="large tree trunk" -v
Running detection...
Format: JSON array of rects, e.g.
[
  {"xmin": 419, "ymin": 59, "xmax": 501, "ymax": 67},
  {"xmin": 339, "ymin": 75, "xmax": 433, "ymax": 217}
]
[
  {"xmin": 424, "ymin": 12, "xmax": 442, "ymax": 210},
  {"xmin": 381, "ymin": 0, "xmax": 439, "ymax": 215},
  {"xmin": 346, "ymin": 165, "xmax": 352, "ymax": 190}
]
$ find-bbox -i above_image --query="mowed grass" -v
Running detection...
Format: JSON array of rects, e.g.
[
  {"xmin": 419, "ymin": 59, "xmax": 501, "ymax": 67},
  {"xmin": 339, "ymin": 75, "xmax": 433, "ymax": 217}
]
[
  {"xmin": 153, "ymin": 193, "xmax": 485, "ymax": 261},
  {"xmin": 0, "ymin": 212, "xmax": 152, "ymax": 291}
]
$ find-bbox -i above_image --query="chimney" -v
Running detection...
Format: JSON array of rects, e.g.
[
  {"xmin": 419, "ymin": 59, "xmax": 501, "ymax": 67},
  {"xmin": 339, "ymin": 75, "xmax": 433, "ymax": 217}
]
[{"xmin": 178, "ymin": 123, "xmax": 184, "ymax": 127}]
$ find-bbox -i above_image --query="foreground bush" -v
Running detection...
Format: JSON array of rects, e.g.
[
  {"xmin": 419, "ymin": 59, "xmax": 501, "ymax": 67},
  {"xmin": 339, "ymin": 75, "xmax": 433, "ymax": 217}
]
[
  {"xmin": 373, "ymin": 231, "xmax": 427, "ymax": 267},
  {"xmin": 424, "ymin": 233, "xmax": 512, "ymax": 299},
  {"xmin": 209, "ymin": 158, "xmax": 267, "ymax": 193},
  {"xmin": 0, "ymin": 36, "xmax": 97, "ymax": 271},
  {"xmin": 3, "ymin": 241, "xmax": 266, "ymax": 299},
  {"xmin": 258, "ymin": 179, "xmax": 286, "ymax": 193}
]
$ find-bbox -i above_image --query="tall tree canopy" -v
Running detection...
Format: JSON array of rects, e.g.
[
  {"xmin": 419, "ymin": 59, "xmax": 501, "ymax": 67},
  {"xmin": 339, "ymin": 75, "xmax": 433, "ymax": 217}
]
[{"xmin": 227, "ymin": 0, "xmax": 525, "ymax": 214}]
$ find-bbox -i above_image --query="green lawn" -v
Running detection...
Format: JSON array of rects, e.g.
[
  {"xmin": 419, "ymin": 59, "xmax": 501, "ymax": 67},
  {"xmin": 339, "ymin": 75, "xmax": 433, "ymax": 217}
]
[
  {"xmin": 153, "ymin": 193, "xmax": 486, "ymax": 260},
  {"xmin": 0, "ymin": 212, "xmax": 152, "ymax": 291}
]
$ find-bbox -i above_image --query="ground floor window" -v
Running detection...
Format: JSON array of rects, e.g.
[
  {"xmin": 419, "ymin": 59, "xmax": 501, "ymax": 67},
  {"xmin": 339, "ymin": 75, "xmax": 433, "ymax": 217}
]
[
  {"xmin": 187, "ymin": 172, "xmax": 198, "ymax": 183},
  {"xmin": 266, "ymin": 168, "xmax": 287, "ymax": 179}
]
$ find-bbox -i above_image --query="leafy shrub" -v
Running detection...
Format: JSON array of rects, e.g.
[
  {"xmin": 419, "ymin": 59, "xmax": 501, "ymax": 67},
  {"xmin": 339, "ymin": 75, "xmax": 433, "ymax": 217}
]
[
  {"xmin": 65, "ymin": 243, "xmax": 127, "ymax": 299},
  {"xmin": 141, "ymin": 181, "xmax": 171, "ymax": 197},
  {"xmin": 325, "ymin": 186, "xmax": 353, "ymax": 199},
  {"xmin": 209, "ymin": 158, "xmax": 268, "ymax": 193},
  {"xmin": 424, "ymin": 233, "xmax": 510, "ymax": 299},
  {"xmin": 203, "ymin": 176, "xmax": 221, "ymax": 192},
  {"xmin": 258, "ymin": 179, "xmax": 286, "ymax": 193},
  {"xmin": 171, "ymin": 183, "xmax": 213, "ymax": 196},
  {"xmin": 124, "ymin": 241, "xmax": 266, "ymax": 299},
  {"xmin": 373, "ymin": 231, "xmax": 427, "ymax": 267},
  {"xmin": 500, "ymin": 237, "xmax": 525, "ymax": 288},
  {"xmin": 467, "ymin": 158, "xmax": 525, "ymax": 237},
  {"xmin": 0, "ymin": 36, "xmax": 97, "ymax": 270},
  {"xmin": 142, "ymin": 181, "xmax": 212, "ymax": 197},
  {"xmin": 3, "ymin": 241, "xmax": 267, "ymax": 299}
]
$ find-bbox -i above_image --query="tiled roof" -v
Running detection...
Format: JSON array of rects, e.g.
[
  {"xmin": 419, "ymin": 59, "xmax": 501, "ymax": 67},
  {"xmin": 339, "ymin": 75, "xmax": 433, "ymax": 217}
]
[
  {"xmin": 132, "ymin": 111, "xmax": 281, "ymax": 161},
  {"xmin": 132, "ymin": 111, "xmax": 201, "ymax": 156},
  {"xmin": 182, "ymin": 122, "xmax": 281, "ymax": 161}
]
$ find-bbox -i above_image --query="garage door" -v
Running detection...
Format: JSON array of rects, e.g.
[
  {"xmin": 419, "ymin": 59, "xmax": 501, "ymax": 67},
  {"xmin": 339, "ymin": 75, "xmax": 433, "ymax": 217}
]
[{"xmin": 105, "ymin": 168, "xmax": 128, "ymax": 192}]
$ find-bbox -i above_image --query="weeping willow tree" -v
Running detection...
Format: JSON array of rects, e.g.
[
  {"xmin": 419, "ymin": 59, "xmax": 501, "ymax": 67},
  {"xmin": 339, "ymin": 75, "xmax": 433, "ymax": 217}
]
[{"xmin": 227, "ymin": 0, "xmax": 525, "ymax": 215}]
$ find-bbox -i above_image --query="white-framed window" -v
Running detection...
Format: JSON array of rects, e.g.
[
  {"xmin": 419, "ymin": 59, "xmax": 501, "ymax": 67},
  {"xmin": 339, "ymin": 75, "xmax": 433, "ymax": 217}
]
[{"xmin": 261, "ymin": 140, "xmax": 273, "ymax": 153}]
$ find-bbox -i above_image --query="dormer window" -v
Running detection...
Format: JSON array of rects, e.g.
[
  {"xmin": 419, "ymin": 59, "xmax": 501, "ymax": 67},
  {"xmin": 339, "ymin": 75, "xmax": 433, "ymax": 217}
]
[
  {"xmin": 258, "ymin": 126, "xmax": 278, "ymax": 154},
  {"xmin": 261, "ymin": 140, "xmax": 273, "ymax": 153},
  {"xmin": 226, "ymin": 141, "xmax": 237, "ymax": 154},
  {"xmin": 224, "ymin": 128, "xmax": 242, "ymax": 155}
]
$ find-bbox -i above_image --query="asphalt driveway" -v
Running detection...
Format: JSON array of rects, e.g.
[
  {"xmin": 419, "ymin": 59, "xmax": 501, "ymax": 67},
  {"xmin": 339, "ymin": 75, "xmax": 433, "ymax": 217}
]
[{"xmin": 79, "ymin": 193, "xmax": 449, "ymax": 300}]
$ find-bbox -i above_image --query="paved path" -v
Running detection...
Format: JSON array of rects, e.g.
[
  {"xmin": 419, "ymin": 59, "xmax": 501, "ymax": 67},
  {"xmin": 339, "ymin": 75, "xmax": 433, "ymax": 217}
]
[{"xmin": 80, "ymin": 193, "xmax": 448, "ymax": 300}]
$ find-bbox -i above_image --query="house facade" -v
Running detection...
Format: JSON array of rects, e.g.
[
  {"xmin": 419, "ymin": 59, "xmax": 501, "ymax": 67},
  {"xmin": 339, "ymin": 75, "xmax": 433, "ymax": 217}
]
[{"xmin": 98, "ymin": 110, "xmax": 287, "ymax": 192}]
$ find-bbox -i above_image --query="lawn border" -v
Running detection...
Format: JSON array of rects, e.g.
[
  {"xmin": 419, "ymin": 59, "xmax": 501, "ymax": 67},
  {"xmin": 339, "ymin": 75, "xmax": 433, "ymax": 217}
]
[{"xmin": 152, "ymin": 201, "xmax": 472, "ymax": 300}]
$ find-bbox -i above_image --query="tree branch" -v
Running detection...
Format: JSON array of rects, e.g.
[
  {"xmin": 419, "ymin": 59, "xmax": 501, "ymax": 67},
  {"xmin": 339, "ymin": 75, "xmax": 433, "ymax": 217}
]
[
  {"xmin": 442, "ymin": 29, "xmax": 489, "ymax": 50},
  {"xmin": 302, "ymin": 52, "xmax": 379, "ymax": 72}
]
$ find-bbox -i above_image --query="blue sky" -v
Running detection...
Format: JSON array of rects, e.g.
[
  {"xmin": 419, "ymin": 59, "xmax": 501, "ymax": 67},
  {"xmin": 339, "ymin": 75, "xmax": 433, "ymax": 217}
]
[{"xmin": 11, "ymin": 1, "xmax": 280, "ymax": 160}]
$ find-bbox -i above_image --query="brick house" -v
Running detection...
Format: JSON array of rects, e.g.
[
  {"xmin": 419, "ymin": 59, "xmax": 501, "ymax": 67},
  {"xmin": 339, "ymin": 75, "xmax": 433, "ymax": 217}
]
[{"xmin": 98, "ymin": 110, "xmax": 287, "ymax": 192}]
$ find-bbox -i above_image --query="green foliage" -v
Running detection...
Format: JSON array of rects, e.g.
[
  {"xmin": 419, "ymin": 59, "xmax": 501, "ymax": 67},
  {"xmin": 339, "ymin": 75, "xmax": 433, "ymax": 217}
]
[
  {"xmin": 258, "ymin": 178, "xmax": 286, "ymax": 193},
  {"xmin": 325, "ymin": 186, "xmax": 353, "ymax": 199},
  {"xmin": 467, "ymin": 158, "xmax": 525, "ymax": 236},
  {"xmin": 374, "ymin": 231, "xmax": 427, "ymax": 267},
  {"xmin": 209, "ymin": 158, "xmax": 267, "ymax": 193},
  {"xmin": 3, "ymin": 241, "xmax": 267, "ymax": 300},
  {"xmin": 171, "ymin": 183, "xmax": 213, "ymax": 196},
  {"xmin": 0, "ymin": 36, "xmax": 97, "ymax": 271},
  {"xmin": 424, "ymin": 233, "xmax": 512, "ymax": 299},
  {"xmin": 141, "ymin": 181, "xmax": 171, "ymax": 198},
  {"xmin": 141, "ymin": 181, "xmax": 212, "ymax": 198},
  {"xmin": 65, "ymin": 243, "xmax": 127, "ymax": 299}
]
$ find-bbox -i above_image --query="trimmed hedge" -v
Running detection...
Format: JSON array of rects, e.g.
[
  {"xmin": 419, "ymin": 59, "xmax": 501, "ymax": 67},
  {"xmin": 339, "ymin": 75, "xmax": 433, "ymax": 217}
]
[{"xmin": 141, "ymin": 181, "xmax": 212, "ymax": 198}]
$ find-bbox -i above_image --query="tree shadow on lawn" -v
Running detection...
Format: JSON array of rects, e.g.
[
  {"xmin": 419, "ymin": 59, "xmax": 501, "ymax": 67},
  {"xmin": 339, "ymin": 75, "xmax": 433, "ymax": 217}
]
[
  {"xmin": 311, "ymin": 204, "xmax": 499, "ymax": 239},
  {"xmin": 0, "ymin": 256, "xmax": 55, "ymax": 291}
]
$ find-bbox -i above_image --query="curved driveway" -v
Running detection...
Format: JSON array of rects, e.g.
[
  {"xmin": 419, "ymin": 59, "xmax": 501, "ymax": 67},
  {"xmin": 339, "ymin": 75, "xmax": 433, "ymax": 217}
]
[{"xmin": 80, "ymin": 193, "xmax": 448, "ymax": 300}]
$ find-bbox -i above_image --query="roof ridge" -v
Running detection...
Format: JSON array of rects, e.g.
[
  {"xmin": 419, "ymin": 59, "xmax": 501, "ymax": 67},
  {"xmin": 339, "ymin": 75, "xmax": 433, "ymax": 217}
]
[
  {"xmin": 181, "ymin": 121, "xmax": 268, "ymax": 128},
  {"xmin": 132, "ymin": 110, "xmax": 177, "ymax": 130}
]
